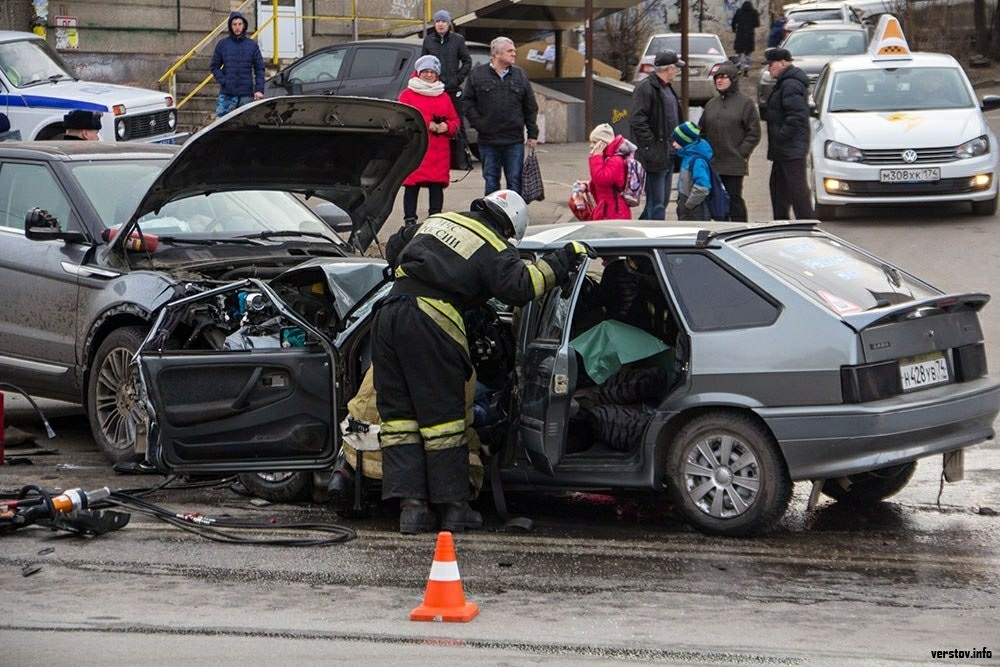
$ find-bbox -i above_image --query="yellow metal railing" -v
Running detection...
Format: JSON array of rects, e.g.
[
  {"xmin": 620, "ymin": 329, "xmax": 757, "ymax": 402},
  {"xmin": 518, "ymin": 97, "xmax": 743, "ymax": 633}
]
[{"xmin": 159, "ymin": 0, "xmax": 431, "ymax": 111}]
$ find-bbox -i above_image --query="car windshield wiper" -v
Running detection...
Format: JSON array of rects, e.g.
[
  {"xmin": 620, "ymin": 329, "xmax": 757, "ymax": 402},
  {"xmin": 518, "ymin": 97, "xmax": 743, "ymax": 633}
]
[
  {"xmin": 238, "ymin": 230, "xmax": 343, "ymax": 245},
  {"xmin": 155, "ymin": 236, "xmax": 266, "ymax": 246}
]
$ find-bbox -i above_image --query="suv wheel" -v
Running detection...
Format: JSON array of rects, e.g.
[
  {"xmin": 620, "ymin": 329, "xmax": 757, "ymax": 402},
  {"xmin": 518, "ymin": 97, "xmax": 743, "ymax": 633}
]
[
  {"xmin": 821, "ymin": 462, "xmax": 917, "ymax": 504},
  {"xmin": 666, "ymin": 412, "xmax": 791, "ymax": 537},
  {"xmin": 238, "ymin": 472, "xmax": 313, "ymax": 502},
  {"xmin": 87, "ymin": 326, "xmax": 148, "ymax": 463}
]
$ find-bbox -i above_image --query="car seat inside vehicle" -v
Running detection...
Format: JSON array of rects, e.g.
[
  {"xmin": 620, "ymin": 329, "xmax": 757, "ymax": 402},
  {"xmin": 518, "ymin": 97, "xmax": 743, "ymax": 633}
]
[{"xmin": 563, "ymin": 254, "xmax": 683, "ymax": 459}]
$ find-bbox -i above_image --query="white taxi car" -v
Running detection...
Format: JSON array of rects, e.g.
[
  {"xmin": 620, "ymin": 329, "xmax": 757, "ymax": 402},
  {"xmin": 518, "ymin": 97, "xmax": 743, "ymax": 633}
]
[{"xmin": 809, "ymin": 15, "xmax": 1000, "ymax": 219}]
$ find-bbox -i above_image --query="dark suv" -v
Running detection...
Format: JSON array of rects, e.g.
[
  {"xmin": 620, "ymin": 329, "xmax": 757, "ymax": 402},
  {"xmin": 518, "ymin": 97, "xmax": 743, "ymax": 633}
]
[
  {"xmin": 265, "ymin": 36, "xmax": 491, "ymax": 148},
  {"xmin": 0, "ymin": 97, "xmax": 424, "ymax": 464},
  {"xmin": 136, "ymin": 220, "xmax": 1000, "ymax": 536}
]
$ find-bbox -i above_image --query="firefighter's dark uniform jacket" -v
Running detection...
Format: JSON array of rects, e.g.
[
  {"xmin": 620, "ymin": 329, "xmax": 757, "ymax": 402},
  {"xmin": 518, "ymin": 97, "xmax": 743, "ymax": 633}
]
[{"xmin": 372, "ymin": 210, "xmax": 568, "ymax": 503}]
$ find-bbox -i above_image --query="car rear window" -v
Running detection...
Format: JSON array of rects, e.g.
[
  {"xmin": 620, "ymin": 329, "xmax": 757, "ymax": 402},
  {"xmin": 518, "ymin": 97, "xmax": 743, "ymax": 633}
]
[
  {"xmin": 788, "ymin": 8, "xmax": 843, "ymax": 21},
  {"xmin": 783, "ymin": 29, "xmax": 866, "ymax": 56},
  {"xmin": 737, "ymin": 234, "xmax": 939, "ymax": 315},
  {"xmin": 646, "ymin": 35, "xmax": 724, "ymax": 56}
]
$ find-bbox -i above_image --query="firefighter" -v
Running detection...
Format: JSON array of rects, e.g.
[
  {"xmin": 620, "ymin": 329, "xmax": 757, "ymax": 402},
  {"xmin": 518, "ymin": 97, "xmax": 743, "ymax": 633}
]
[{"xmin": 373, "ymin": 189, "xmax": 591, "ymax": 534}]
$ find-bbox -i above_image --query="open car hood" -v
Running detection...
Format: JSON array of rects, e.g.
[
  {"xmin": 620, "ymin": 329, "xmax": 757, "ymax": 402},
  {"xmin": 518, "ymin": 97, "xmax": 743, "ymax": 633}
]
[{"xmin": 118, "ymin": 96, "xmax": 427, "ymax": 253}]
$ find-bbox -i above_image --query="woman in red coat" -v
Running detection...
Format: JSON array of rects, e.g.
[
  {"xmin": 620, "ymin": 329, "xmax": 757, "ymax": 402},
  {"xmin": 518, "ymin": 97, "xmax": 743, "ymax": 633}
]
[
  {"xmin": 397, "ymin": 55, "xmax": 459, "ymax": 226},
  {"xmin": 587, "ymin": 123, "xmax": 631, "ymax": 221}
]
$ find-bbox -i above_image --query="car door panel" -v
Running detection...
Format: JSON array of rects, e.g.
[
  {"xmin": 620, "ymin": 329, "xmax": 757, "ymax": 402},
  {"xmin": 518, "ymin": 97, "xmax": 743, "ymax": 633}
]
[
  {"xmin": 337, "ymin": 46, "xmax": 409, "ymax": 98},
  {"xmin": 517, "ymin": 262, "xmax": 589, "ymax": 475},
  {"xmin": 142, "ymin": 349, "xmax": 337, "ymax": 472}
]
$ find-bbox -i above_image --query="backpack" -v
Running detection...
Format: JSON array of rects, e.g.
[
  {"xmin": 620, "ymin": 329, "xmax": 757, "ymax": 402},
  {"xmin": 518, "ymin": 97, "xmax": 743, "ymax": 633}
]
[
  {"xmin": 697, "ymin": 157, "xmax": 730, "ymax": 221},
  {"xmin": 621, "ymin": 152, "xmax": 646, "ymax": 207}
]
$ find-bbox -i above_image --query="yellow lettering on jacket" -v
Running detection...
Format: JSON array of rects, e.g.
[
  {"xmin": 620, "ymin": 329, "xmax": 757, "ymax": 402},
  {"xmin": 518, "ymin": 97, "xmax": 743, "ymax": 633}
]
[{"xmin": 415, "ymin": 216, "xmax": 486, "ymax": 259}]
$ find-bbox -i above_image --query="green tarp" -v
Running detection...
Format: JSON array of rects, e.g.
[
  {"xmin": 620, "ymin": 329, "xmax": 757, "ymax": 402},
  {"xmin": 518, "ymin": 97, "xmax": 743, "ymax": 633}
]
[{"xmin": 570, "ymin": 320, "xmax": 670, "ymax": 384}]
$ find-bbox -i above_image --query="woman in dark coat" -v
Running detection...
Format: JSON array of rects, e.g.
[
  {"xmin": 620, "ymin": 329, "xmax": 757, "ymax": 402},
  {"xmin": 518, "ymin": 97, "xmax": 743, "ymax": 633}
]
[{"xmin": 731, "ymin": 1, "xmax": 761, "ymax": 76}]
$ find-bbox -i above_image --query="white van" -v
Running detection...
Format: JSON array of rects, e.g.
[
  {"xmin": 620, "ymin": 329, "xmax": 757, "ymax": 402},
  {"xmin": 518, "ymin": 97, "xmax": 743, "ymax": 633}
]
[{"xmin": 0, "ymin": 31, "xmax": 185, "ymax": 143}]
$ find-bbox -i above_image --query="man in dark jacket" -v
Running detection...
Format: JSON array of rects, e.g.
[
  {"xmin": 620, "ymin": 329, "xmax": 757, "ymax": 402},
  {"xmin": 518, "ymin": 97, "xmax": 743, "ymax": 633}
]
[
  {"xmin": 629, "ymin": 50, "xmax": 684, "ymax": 220},
  {"xmin": 699, "ymin": 62, "xmax": 761, "ymax": 221},
  {"xmin": 731, "ymin": 1, "xmax": 760, "ymax": 76},
  {"xmin": 421, "ymin": 10, "xmax": 472, "ymax": 113},
  {"xmin": 764, "ymin": 48, "xmax": 814, "ymax": 219},
  {"xmin": 210, "ymin": 11, "xmax": 265, "ymax": 118},
  {"xmin": 463, "ymin": 37, "xmax": 539, "ymax": 196},
  {"xmin": 374, "ymin": 190, "xmax": 589, "ymax": 534}
]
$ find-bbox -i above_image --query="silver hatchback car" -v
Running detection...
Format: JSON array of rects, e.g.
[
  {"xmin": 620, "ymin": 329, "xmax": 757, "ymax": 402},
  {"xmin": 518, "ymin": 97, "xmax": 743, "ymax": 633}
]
[{"xmin": 136, "ymin": 220, "xmax": 1000, "ymax": 537}]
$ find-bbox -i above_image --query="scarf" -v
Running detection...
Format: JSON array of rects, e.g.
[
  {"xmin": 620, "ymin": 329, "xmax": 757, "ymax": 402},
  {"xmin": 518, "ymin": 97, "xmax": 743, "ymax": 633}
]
[{"xmin": 407, "ymin": 77, "xmax": 445, "ymax": 96}]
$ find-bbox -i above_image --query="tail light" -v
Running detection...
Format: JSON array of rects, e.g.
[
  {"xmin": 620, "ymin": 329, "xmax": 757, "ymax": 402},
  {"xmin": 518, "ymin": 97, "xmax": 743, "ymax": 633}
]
[
  {"xmin": 841, "ymin": 360, "xmax": 900, "ymax": 403},
  {"xmin": 953, "ymin": 343, "xmax": 987, "ymax": 381}
]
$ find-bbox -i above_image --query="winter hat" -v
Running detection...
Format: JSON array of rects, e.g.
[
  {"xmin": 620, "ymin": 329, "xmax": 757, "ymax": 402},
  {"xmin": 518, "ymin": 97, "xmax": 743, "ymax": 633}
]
[
  {"xmin": 671, "ymin": 121, "xmax": 700, "ymax": 147},
  {"xmin": 589, "ymin": 122, "xmax": 614, "ymax": 145},
  {"xmin": 414, "ymin": 54, "xmax": 441, "ymax": 75},
  {"xmin": 433, "ymin": 9, "xmax": 451, "ymax": 23},
  {"xmin": 64, "ymin": 109, "xmax": 103, "ymax": 131},
  {"xmin": 654, "ymin": 50, "xmax": 685, "ymax": 68},
  {"xmin": 765, "ymin": 48, "xmax": 794, "ymax": 63},
  {"xmin": 713, "ymin": 62, "xmax": 740, "ymax": 81}
]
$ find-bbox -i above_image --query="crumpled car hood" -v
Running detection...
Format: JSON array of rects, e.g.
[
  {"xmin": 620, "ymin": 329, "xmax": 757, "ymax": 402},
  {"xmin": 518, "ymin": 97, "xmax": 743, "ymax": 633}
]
[{"xmin": 117, "ymin": 95, "xmax": 427, "ymax": 253}]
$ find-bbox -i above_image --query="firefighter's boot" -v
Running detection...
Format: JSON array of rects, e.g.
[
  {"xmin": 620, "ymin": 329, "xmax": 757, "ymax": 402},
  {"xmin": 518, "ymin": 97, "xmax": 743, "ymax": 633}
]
[
  {"xmin": 440, "ymin": 501, "xmax": 483, "ymax": 532},
  {"xmin": 399, "ymin": 498, "xmax": 437, "ymax": 534}
]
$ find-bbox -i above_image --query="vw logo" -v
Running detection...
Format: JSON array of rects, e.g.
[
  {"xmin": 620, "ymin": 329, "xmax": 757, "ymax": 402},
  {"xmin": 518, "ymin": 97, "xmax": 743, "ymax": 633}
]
[{"xmin": 902, "ymin": 149, "xmax": 918, "ymax": 163}]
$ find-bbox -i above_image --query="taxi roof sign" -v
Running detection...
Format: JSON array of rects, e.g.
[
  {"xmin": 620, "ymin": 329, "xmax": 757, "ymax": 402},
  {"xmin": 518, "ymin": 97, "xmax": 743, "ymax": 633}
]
[{"xmin": 867, "ymin": 14, "xmax": 912, "ymax": 61}]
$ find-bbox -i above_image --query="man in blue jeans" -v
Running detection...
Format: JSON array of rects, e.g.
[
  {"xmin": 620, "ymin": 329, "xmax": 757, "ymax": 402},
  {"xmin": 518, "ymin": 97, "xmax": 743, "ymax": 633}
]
[
  {"xmin": 210, "ymin": 11, "xmax": 265, "ymax": 118},
  {"xmin": 629, "ymin": 50, "xmax": 684, "ymax": 220},
  {"xmin": 463, "ymin": 37, "xmax": 539, "ymax": 196}
]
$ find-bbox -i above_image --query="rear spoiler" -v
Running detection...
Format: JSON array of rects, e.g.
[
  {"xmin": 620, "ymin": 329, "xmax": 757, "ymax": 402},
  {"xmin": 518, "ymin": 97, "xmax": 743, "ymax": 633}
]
[{"xmin": 841, "ymin": 292, "xmax": 991, "ymax": 332}]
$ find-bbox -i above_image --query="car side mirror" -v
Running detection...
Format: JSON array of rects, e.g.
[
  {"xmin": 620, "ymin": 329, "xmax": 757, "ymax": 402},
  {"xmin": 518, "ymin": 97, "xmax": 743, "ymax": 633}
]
[
  {"xmin": 272, "ymin": 71, "xmax": 286, "ymax": 87},
  {"xmin": 981, "ymin": 95, "xmax": 1000, "ymax": 113},
  {"xmin": 314, "ymin": 202, "xmax": 354, "ymax": 233},
  {"xmin": 24, "ymin": 208, "xmax": 88, "ymax": 244}
]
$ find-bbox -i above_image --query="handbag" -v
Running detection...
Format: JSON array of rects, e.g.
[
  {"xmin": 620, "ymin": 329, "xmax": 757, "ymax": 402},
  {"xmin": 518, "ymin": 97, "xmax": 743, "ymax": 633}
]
[
  {"xmin": 450, "ymin": 129, "xmax": 473, "ymax": 172},
  {"xmin": 521, "ymin": 146, "xmax": 545, "ymax": 203}
]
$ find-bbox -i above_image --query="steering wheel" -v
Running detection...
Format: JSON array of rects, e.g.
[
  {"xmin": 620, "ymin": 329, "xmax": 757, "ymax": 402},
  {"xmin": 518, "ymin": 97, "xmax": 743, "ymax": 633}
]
[{"xmin": 315, "ymin": 72, "xmax": 335, "ymax": 82}]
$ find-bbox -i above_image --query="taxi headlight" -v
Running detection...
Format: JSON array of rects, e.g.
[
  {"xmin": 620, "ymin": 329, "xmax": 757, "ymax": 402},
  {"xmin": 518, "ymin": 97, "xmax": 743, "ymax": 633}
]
[
  {"xmin": 825, "ymin": 140, "xmax": 863, "ymax": 162},
  {"xmin": 955, "ymin": 136, "xmax": 988, "ymax": 159}
]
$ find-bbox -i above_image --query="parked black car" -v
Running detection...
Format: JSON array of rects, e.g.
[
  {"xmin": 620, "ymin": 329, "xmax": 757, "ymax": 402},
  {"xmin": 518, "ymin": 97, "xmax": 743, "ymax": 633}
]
[
  {"xmin": 0, "ymin": 96, "xmax": 425, "ymax": 463},
  {"xmin": 264, "ymin": 36, "xmax": 491, "ymax": 149}
]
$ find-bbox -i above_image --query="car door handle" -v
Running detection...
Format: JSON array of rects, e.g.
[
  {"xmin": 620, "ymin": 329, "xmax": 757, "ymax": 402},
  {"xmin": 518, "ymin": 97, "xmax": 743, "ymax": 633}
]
[{"xmin": 231, "ymin": 367, "xmax": 263, "ymax": 411}]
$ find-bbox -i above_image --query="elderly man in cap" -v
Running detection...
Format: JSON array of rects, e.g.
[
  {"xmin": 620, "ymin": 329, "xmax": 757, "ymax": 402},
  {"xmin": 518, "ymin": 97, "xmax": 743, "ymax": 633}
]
[
  {"xmin": 421, "ymin": 9, "xmax": 472, "ymax": 114},
  {"xmin": 629, "ymin": 50, "xmax": 684, "ymax": 220},
  {"xmin": 763, "ymin": 47, "xmax": 813, "ymax": 220},
  {"xmin": 63, "ymin": 110, "xmax": 103, "ymax": 141}
]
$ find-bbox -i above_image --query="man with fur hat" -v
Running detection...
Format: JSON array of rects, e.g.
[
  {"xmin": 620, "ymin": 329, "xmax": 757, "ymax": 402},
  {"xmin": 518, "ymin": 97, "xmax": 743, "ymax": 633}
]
[
  {"xmin": 698, "ymin": 62, "xmax": 761, "ymax": 220},
  {"xmin": 421, "ymin": 9, "xmax": 472, "ymax": 113},
  {"xmin": 629, "ymin": 50, "xmax": 684, "ymax": 220},
  {"xmin": 210, "ymin": 11, "xmax": 265, "ymax": 118},
  {"xmin": 763, "ymin": 48, "xmax": 813, "ymax": 219},
  {"xmin": 62, "ymin": 110, "xmax": 102, "ymax": 141}
]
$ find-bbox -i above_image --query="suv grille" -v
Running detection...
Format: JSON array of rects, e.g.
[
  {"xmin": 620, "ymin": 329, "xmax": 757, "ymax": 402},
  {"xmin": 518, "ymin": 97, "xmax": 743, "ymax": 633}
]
[
  {"xmin": 862, "ymin": 146, "xmax": 957, "ymax": 165},
  {"xmin": 120, "ymin": 111, "xmax": 173, "ymax": 141}
]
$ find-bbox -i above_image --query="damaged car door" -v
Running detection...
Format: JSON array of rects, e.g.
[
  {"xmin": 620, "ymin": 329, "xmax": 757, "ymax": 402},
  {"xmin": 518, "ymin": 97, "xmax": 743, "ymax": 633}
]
[{"xmin": 515, "ymin": 260, "xmax": 591, "ymax": 476}]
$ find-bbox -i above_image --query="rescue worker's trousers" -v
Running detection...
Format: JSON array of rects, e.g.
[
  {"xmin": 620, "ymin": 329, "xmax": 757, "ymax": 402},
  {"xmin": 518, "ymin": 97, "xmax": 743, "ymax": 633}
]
[{"xmin": 372, "ymin": 296, "xmax": 471, "ymax": 504}]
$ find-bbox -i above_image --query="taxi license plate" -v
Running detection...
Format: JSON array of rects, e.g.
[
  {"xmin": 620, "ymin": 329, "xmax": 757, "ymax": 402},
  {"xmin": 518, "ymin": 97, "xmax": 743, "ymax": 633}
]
[
  {"xmin": 880, "ymin": 168, "xmax": 940, "ymax": 183},
  {"xmin": 899, "ymin": 353, "xmax": 950, "ymax": 391}
]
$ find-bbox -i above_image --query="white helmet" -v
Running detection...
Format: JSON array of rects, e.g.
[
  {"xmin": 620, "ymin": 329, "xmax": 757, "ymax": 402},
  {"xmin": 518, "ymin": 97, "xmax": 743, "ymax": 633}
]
[{"xmin": 477, "ymin": 189, "xmax": 529, "ymax": 242}]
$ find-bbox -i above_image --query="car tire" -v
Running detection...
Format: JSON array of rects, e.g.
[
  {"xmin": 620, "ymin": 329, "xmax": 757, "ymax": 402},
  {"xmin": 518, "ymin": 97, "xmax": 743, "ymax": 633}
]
[
  {"xmin": 666, "ymin": 412, "xmax": 791, "ymax": 537},
  {"xmin": 971, "ymin": 195, "xmax": 998, "ymax": 216},
  {"xmin": 821, "ymin": 462, "xmax": 917, "ymax": 504},
  {"xmin": 87, "ymin": 326, "xmax": 149, "ymax": 463},
  {"xmin": 238, "ymin": 472, "xmax": 313, "ymax": 503}
]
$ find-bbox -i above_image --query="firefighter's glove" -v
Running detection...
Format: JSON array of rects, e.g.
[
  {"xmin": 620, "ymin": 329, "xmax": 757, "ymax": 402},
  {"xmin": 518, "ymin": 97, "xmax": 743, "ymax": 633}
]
[{"xmin": 564, "ymin": 241, "xmax": 597, "ymax": 264}]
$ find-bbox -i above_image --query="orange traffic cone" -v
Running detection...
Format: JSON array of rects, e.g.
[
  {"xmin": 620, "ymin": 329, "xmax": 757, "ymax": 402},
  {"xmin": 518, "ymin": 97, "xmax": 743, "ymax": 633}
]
[{"xmin": 410, "ymin": 531, "xmax": 479, "ymax": 622}]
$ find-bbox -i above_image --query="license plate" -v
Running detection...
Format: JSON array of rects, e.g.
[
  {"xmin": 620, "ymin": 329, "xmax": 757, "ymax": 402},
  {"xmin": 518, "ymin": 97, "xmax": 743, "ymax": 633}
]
[
  {"xmin": 899, "ymin": 353, "xmax": 950, "ymax": 391},
  {"xmin": 880, "ymin": 167, "xmax": 940, "ymax": 183},
  {"xmin": 153, "ymin": 138, "xmax": 176, "ymax": 145},
  {"xmin": 688, "ymin": 67, "xmax": 701, "ymax": 76}
]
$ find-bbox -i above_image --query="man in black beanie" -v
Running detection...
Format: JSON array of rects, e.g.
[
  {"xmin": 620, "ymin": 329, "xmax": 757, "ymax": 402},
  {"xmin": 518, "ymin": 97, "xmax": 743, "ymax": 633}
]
[{"xmin": 63, "ymin": 110, "xmax": 103, "ymax": 141}]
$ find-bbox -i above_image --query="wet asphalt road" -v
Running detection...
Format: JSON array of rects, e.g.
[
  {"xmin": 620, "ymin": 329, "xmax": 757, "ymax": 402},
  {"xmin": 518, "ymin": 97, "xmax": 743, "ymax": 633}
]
[{"xmin": 3, "ymin": 91, "xmax": 1000, "ymax": 665}]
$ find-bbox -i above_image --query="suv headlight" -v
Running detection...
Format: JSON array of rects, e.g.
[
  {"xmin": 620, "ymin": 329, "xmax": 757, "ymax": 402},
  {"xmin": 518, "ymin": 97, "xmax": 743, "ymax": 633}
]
[
  {"xmin": 825, "ymin": 140, "xmax": 863, "ymax": 162},
  {"xmin": 955, "ymin": 135, "xmax": 988, "ymax": 159},
  {"xmin": 115, "ymin": 119, "xmax": 128, "ymax": 140}
]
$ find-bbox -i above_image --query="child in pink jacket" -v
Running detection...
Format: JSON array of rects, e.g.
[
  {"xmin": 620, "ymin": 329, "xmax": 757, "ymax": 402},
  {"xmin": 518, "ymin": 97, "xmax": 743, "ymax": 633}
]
[{"xmin": 587, "ymin": 123, "xmax": 632, "ymax": 220}]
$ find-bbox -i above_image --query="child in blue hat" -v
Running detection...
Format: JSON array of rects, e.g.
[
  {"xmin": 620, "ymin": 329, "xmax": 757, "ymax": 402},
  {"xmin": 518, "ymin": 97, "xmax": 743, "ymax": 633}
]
[{"xmin": 671, "ymin": 121, "xmax": 714, "ymax": 220}]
